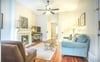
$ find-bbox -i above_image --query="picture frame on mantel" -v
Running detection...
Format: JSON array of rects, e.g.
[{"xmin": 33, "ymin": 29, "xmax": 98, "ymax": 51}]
[{"xmin": 80, "ymin": 12, "xmax": 86, "ymax": 26}]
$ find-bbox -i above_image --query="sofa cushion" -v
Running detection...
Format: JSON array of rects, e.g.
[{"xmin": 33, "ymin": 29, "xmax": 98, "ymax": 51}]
[
  {"xmin": 76, "ymin": 34, "xmax": 88, "ymax": 43},
  {"xmin": 62, "ymin": 42, "xmax": 87, "ymax": 48}
]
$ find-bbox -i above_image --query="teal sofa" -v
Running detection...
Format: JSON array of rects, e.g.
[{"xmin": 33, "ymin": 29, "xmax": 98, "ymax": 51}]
[{"xmin": 61, "ymin": 34, "xmax": 90, "ymax": 57}]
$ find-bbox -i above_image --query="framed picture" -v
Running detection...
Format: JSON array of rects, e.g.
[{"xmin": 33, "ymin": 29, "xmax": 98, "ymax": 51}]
[
  {"xmin": 0, "ymin": 13, "xmax": 3, "ymax": 29},
  {"xmin": 19, "ymin": 16, "xmax": 28, "ymax": 29},
  {"xmin": 78, "ymin": 18, "xmax": 81, "ymax": 26},
  {"xmin": 99, "ymin": 21, "xmax": 100, "ymax": 30},
  {"xmin": 80, "ymin": 13, "xmax": 86, "ymax": 26}
]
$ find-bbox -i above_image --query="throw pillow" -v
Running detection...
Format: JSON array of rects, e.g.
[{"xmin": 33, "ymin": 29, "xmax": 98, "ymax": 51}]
[
  {"xmin": 76, "ymin": 35, "xmax": 88, "ymax": 43},
  {"xmin": 72, "ymin": 34, "xmax": 77, "ymax": 42}
]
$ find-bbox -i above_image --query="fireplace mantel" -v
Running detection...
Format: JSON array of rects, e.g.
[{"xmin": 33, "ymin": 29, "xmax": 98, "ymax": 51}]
[{"xmin": 17, "ymin": 29, "xmax": 32, "ymax": 45}]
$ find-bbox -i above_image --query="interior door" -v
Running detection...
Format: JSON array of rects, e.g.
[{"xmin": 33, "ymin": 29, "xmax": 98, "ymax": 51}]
[{"xmin": 51, "ymin": 23, "xmax": 57, "ymax": 39}]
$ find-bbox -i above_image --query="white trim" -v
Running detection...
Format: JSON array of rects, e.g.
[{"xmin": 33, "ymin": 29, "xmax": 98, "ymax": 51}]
[{"xmin": 88, "ymin": 52, "xmax": 96, "ymax": 62}]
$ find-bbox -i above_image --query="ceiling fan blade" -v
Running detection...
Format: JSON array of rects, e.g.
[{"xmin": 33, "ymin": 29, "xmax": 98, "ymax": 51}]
[
  {"xmin": 50, "ymin": 11, "xmax": 55, "ymax": 14},
  {"xmin": 51, "ymin": 8, "xmax": 59, "ymax": 11},
  {"xmin": 42, "ymin": 12, "xmax": 46, "ymax": 14},
  {"xmin": 37, "ymin": 9, "xmax": 46, "ymax": 11}
]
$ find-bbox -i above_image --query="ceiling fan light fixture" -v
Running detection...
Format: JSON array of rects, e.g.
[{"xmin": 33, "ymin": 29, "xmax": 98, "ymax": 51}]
[{"xmin": 37, "ymin": 0, "xmax": 59, "ymax": 15}]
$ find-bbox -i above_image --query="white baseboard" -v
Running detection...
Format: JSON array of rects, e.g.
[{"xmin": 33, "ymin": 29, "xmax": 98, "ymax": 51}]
[{"xmin": 88, "ymin": 52, "xmax": 96, "ymax": 62}]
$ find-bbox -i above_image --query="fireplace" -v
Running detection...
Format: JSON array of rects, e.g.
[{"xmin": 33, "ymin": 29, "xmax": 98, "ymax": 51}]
[
  {"xmin": 21, "ymin": 35, "xmax": 29, "ymax": 45},
  {"xmin": 17, "ymin": 29, "xmax": 32, "ymax": 45}
]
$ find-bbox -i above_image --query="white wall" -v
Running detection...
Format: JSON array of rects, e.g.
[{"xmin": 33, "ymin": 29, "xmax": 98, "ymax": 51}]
[
  {"xmin": 51, "ymin": 14, "xmax": 59, "ymax": 38},
  {"xmin": 15, "ymin": 1, "xmax": 36, "ymax": 28},
  {"xmin": 59, "ymin": 11, "xmax": 76, "ymax": 33},
  {"xmin": 47, "ymin": 14, "xmax": 59, "ymax": 40},
  {"xmin": 98, "ymin": 0, "xmax": 100, "ymax": 61},
  {"xmin": 36, "ymin": 14, "xmax": 48, "ymax": 41},
  {"xmin": 75, "ymin": 0, "xmax": 98, "ymax": 62},
  {"xmin": 13, "ymin": 1, "xmax": 36, "ymax": 40},
  {"xmin": 59, "ymin": 0, "xmax": 98, "ymax": 62},
  {"xmin": 58, "ymin": 11, "xmax": 77, "ymax": 41},
  {"xmin": 1, "ymin": 0, "xmax": 11, "ymax": 40},
  {"xmin": 0, "ymin": 0, "xmax": 1, "ymax": 62},
  {"xmin": 36, "ymin": 14, "xmax": 58, "ymax": 41},
  {"xmin": 0, "ymin": 43, "xmax": 1, "ymax": 62},
  {"xmin": 47, "ymin": 16, "xmax": 51, "ymax": 39},
  {"xmin": 0, "ymin": 0, "xmax": 1, "ymax": 61},
  {"xmin": 1, "ymin": 0, "xmax": 37, "ymax": 40}
]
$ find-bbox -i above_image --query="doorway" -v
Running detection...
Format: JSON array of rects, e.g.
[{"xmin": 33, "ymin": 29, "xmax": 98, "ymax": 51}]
[{"xmin": 51, "ymin": 23, "xmax": 57, "ymax": 39}]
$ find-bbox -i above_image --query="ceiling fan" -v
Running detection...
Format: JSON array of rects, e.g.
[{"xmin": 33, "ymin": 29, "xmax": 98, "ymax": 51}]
[{"xmin": 37, "ymin": 0, "xmax": 59, "ymax": 14}]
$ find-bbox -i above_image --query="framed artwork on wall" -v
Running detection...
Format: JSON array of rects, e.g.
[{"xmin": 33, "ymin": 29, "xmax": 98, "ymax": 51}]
[
  {"xmin": 19, "ymin": 16, "xmax": 28, "ymax": 29},
  {"xmin": 99, "ymin": 21, "xmax": 100, "ymax": 30},
  {"xmin": 80, "ymin": 12, "xmax": 86, "ymax": 26},
  {"xmin": 78, "ymin": 18, "xmax": 81, "ymax": 26},
  {"xmin": 0, "ymin": 13, "xmax": 3, "ymax": 29}
]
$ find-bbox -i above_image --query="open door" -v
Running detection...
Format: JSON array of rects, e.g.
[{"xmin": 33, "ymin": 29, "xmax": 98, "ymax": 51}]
[{"xmin": 51, "ymin": 23, "xmax": 57, "ymax": 39}]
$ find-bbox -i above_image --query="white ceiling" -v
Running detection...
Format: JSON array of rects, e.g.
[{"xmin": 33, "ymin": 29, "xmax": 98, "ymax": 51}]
[{"xmin": 16, "ymin": 0, "xmax": 79, "ymax": 14}]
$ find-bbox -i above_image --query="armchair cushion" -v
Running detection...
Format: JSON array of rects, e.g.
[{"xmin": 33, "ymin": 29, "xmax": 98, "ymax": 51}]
[
  {"xmin": 1, "ymin": 41, "xmax": 26, "ymax": 62},
  {"xmin": 1, "ymin": 41, "xmax": 36, "ymax": 62},
  {"xmin": 1, "ymin": 44, "xmax": 24, "ymax": 62}
]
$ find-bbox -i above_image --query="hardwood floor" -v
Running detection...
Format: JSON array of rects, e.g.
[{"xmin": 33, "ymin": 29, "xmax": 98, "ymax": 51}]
[
  {"xmin": 62, "ymin": 56, "xmax": 88, "ymax": 62},
  {"xmin": 31, "ymin": 41, "xmax": 88, "ymax": 62}
]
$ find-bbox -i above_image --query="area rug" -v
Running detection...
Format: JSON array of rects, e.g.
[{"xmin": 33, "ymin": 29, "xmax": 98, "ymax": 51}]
[{"xmin": 31, "ymin": 43, "xmax": 56, "ymax": 60}]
